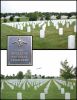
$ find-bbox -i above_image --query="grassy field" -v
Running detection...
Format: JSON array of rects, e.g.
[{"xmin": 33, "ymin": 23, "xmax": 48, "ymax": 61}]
[
  {"xmin": 1, "ymin": 79, "xmax": 76, "ymax": 99},
  {"xmin": 1, "ymin": 20, "xmax": 76, "ymax": 49},
  {"xmin": 1, "ymin": 80, "xmax": 49, "ymax": 99}
]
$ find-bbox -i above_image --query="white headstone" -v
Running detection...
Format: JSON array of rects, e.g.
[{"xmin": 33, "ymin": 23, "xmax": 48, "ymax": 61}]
[
  {"xmin": 17, "ymin": 92, "xmax": 22, "ymax": 100},
  {"xmin": 20, "ymin": 26, "xmax": 23, "ymax": 30},
  {"xmin": 22, "ymin": 83, "xmax": 25, "ymax": 90},
  {"xmin": 68, "ymin": 35, "xmax": 75, "ymax": 49},
  {"xmin": 73, "ymin": 82, "xmax": 75, "ymax": 86},
  {"xmin": 65, "ymin": 93, "xmax": 70, "ymax": 100},
  {"xmin": 44, "ymin": 88, "xmax": 48, "ymax": 94},
  {"xmin": 40, "ymin": 93, "xmax": 45, "ymax": 100},
  {"xmin": 17, "ymin": 25, "xmax": 20, "ymax": 30},
  {"xmin": 32, "ymin": 24, "xmax": 35, "ymax": 29},
  {"xmin": 61, "ymin": 88, "xmax": 64, "ymax": 94},
  {"xmin": 27, "ymin": 22, "xmax": 29, "ymax": 26},
  {"xmin": 66, "ymin": 23, "xmax": 69, "ymax": 28},
  {"xmin": 70, "ymin": 85, "xmax": 73, "ymax": 90},
  {"xmin": 27, "ymin": 26, "xmax": 31, "ymax": 32},
  {"xmin": 58, "ymin": 86, "xmax": 61, "ymax": 90},
  {"xmin": 56, "ymin": 25, "xmax": 59, "ymax": 29},
  {"xmin": 74, "ymin": 25, "xmax": 76, "ymax": 32},
  {"xmin": 59, "ymin": 28, "xmax": 63, "ymax": 35},
  {"xmin": 34, "ymin": 86, "xmax": 37, "ymax": 90},
  {"xmin": 40, "ymin": 29, "xmax": 45, "ymax": 38},
  {"xmin": 48, "ymin": 21, "xmax": 50, "ymax": 26}
]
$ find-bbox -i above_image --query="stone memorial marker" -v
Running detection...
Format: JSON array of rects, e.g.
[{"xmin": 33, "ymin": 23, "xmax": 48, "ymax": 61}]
[
  {"xmin": 61, "ymin": 88, "xmax": 64, "ymax": 94},
  {"xmin": 40, "ymin": 93, "xmax": 45, "ymax": 100},
  {"xmin": 7, "ymin": 36, "xmax": 32, "ymax": 65},
  {"xmin": 32, "ymin": 24, "xmax": 35, "ymax": 29},
  {"xmin": 65, "ymin": 93, "xmax": 70, "ymax": 100},
  {"xmin": 56, "ymin": 24, "xmax": 59, "ymax": 29},
  {"xmin": 59, "ymin": 28, "xmax": 63, "ymax": 35},
  {"xmin": 70, "ymin": 85, "xmax": 73, "ymax": 90},
  {"xmin": 68, "ymin": 35, "xmax": 75, "ymax": 49},
  {"xmin": 73, "ymin": 82, "xmax": 75, "ymax": 86},
  {"xmin": 27, "ymin": 26, "xmax": 31, "ymax": 32},
  {"xmin": 44, "ymin": 88, "xmax": 48, "ymax": 94},
  {"xmin": 48, "ymin": 21, "xmax": 50, "ymax": 26},
  {"xmin": 74, "ymin": 25, "xmax": 76, "ymax": 32},
  {"xmin": 17, "ymin": 92, "xmax": 22, "ymax": 100},
  {"xmin": 20, "ymin": 26, "xmax": 23, "ymax": 30},
  {"xmin": 66, "ymin": 23, "xmax": 69, "ymax": 28},
  {"xmin": 17, "ymin": 25, "xmax": 20, "ymax": 30},
  {"xmin": 40, "ymin": 29, "xmax": 45, "ymax": 38}
]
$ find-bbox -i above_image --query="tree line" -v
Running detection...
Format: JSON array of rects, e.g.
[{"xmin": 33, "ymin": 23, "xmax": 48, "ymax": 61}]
[
  {"xmin": 1, "ymin": 60, "xmax": 76, "ymax": 80},
  {"xmin": 0, "ymin": 70, "xmax": 55, "ymax": 80},
  {"xmin": 1, "ymin": 12, "xmax": 77, "ymax": 22}
]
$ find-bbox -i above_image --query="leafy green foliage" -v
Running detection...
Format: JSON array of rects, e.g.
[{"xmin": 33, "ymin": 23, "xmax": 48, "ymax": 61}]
[
  {"xmin": 16, "ymin": 18, "xmax": 20, "ymax": 22},
  {"xmin": 9, "ymin": 16, "xmax": 14, "ymax": 22},
  {"xmin": 16, "ymin": 71, "xmax": 24, "ymax": 79},
  {"xmin": 60, "ymin": 60, "xmax": 75, "ymax": 79},
  {"xmin": 3, "ymin": 18, "xmax": 7, "ymax": 22},
  {"xmin": 25, "ymin": 70, "xmax": 32, "ymax": 79}
]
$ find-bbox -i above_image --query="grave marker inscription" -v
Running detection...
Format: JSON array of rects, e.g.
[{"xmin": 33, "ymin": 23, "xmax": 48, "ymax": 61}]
[{"xmin": 7, "ymin": 36, "xmax": 32, "ymax": 65}]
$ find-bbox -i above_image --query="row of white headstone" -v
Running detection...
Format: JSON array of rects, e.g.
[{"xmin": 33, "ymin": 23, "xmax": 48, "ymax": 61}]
[
  {"xmin": 40, "ymin": 90, "xmax": 70, "ymax": 100},
  {"xmin": 53, "ymin": 80, "xmax": 70, "ymax": 100},
  {"xmin": 54, "ymin": 79, "xmax": 76, "ymax": 100},
  {"xmin": 1, "ymin": 79, "xmax": 75, "ymax": 100},
  {"xmin": 56, "ymin": 79, "xmax": 75, "ymax": 90},
  {"xmin": 2, "ymin": 20, "xmax": 76, "ymax": 49},
  {"xmin": 2, "ymin": 19, "xmax": 76, "ymax": 27},
  {"xmin": 2, "ymin": 79, "xmax": 50, "ymax": 90},
  {"xmin": 40, "ymin": 80, "xmax": 51, "ymax": 100},
  {"xmin": 5, "ymin": 80, "xmax": 14, "ymax": 89},
  {"xmin": 2, "ymin": 19, "xmax": 76, "ymax": 33},
  {"xmin": 17, "ymin": 79, "xmax": 50, "ymax": 100}
]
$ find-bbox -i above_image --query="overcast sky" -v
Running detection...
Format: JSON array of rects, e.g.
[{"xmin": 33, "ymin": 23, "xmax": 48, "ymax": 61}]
[
  {"xmin": 1, "ymin": 50, "xmax": 76, "ymax": 77},
  {"xmin": 1, "ymin": 1, "xmax": 76, "ymax": 13}
]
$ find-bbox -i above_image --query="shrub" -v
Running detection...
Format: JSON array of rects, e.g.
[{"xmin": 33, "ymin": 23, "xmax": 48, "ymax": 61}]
[
  {"xmin": 3, "ymin": 18, "xmax": 7, "ymax": 22},
  {"xmin": 9, "ymin": 16, "xmax": 14, "ymax": 22},
  {"xmin": 16, "ymin": 18, "xmax": 20, "ymax": 22}
]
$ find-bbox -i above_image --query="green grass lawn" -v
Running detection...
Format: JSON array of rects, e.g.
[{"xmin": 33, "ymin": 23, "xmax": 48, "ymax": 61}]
[
  {"xmin": 1, "ymin": 79, "xmax": 76, "ymax": 99},
  {"xmin": 1, "ymin": 80, "xmax": 49, "ymax": 99},
  {"xmin": 46, "ymin": 80, "xmax": 65, "ymax": 99},
  {"xmin": 53, "ymin": 79, "xmax": 76, "ymax": 100},
  {"xmin": 1, "ymin": 20, "xmax": 76, "ymax": 49}
]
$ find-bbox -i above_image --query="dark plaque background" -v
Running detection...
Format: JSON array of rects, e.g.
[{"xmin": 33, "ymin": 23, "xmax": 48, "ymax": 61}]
[{"xmin": 7, "ymin": 36, "xmax": 32, "ymax": 66}]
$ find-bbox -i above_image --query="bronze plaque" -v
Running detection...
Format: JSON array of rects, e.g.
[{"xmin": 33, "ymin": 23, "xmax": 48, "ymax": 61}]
[{"xmin": 7, "ymin": 36, "xmax": 32, "ymax": 66}]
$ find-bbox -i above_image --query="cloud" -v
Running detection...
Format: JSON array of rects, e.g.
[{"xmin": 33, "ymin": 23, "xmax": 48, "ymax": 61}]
[{"xmin": 1, "ymin": 1, "xmax": 76, "ymax": 13}]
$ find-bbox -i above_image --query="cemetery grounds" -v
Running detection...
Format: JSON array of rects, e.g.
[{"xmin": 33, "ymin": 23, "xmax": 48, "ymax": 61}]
[
  {"xmin": 1, "ymin": 79, "xmax": 76, "ymax": 99},
  {"xmin": 1, "ymin": 19, "xmax": 76, "ymax": 49}
]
